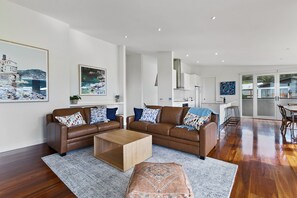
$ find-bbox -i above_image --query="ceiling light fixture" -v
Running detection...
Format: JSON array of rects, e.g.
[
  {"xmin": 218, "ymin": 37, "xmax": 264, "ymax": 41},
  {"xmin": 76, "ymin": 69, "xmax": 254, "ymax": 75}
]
[
  {"xmin": 186, "ymin": 54, "xmax": 189, "ymax": 57},
  {"xmin": 221, "ymin": 60, "xmax": 225, "ymax": 63},
  {"xmin": 211, "ymin": 16, "xmax": 216, "ymax": 20},
  {"xmin": 158, "ymin": 28, "xmax": 162, "ymax": 32},
  {"xmin": 196, "ymin": 60, "xmax": 199, "ymax": 63},
  {"xmin": 124, "ymin": 35, "xmax": 128, "ymax": 39},
  {"xmin": 215, "ymin": 52, "xmax": 218, "ymax": 56}
]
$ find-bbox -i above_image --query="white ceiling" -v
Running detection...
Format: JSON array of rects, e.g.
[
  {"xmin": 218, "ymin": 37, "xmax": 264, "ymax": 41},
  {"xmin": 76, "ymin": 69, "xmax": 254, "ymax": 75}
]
[{"xmin": 9, "ymin": 0, "xmax": 297, "ymax": 66}]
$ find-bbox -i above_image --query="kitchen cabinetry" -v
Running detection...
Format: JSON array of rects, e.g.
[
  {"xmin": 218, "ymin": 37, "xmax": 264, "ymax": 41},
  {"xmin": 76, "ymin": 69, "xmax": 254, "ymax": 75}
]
[
  {"xmin": 181, "ymin": 73, "xmax": 191, "ymax": 90},
  {"xmin": 181, "ymin": 73, "xmax": 200, "ymax": 90},
  {"xmin": 172, "ymin": 69, "xmax": 176, "ymax": 89}
]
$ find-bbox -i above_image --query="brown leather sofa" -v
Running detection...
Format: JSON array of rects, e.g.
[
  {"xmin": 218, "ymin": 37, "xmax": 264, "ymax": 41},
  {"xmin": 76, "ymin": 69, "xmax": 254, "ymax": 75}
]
[
  {"xmin": 126, "ymin": 106, "xmax": 218, "ymax": 159},
  {"xmin": 46, "ymin": 107, "xmax": 123, "ymax": 156}
]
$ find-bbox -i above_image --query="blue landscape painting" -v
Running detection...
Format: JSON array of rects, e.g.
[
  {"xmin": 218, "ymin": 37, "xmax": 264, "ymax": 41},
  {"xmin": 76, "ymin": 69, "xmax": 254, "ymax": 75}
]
[{"xmin": 220, "ymin": 81, "xmax": 235, "ymax": 95}]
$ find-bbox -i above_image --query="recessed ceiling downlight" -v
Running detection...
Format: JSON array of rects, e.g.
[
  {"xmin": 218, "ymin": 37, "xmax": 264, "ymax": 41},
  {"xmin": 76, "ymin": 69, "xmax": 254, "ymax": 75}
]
[
  {"xmin": 158, "ymin": 28, "xmax": 162, "ymax": 32},
  {"xmin": 124, "ymin": 35, "xmax": 128, "ymax": 39},
  {"xmin": 215, "ymin": 52, "xmax": 218, "ymax": 56},
  {"xmin": 221, "ymin": 60, "xmax": 225, "ymax": 63},
  {"xmin": 186, "ymin": 54, "xmax": 189, "ymax": 57},
  {"xmin": 211, "ymin": 16, "xmax": 216, "ymax": 20}
]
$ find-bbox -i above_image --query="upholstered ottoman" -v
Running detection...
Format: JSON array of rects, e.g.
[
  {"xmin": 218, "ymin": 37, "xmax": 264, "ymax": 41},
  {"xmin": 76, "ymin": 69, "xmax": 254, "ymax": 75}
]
[{"xmin": 125, "ymin": 162, "xmax": 194, "ymax": 198}]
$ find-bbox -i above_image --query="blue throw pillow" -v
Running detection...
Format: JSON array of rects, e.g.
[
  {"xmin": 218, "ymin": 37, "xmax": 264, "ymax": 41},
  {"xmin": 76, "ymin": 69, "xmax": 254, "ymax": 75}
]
[
  {"xmin": 106, "ymin": 108, "xmax": 118, "ymax": 121},
  {"xmin": 134, "ymin": 108, "xmax": 143, "ymax": 121}
]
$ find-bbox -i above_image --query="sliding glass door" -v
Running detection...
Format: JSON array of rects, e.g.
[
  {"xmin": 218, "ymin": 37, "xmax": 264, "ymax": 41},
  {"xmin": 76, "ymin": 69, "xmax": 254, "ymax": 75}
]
[
  {"xmin": 277, "ymin": 73, "xmax": 297, "ymax": 119},
  {"xmin": 256, "ymin": 74, "xmax": 277, "ymax": 119},
  {"xmin": 242, "ymin": 75, "xmax": 253, "ymax": 117},
  {"xmin": 241, "ymin": 71, "xmax": 297, "ymax": 119}
]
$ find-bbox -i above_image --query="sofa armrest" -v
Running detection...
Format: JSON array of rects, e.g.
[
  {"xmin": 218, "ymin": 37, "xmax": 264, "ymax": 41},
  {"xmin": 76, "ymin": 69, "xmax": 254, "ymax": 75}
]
[
  {"xmin": 126, "ymin": 115, "xmax": 135, "ymax": 129},
  {"xmin": 116, "ymin": 115, "xmax": 124, "ymax": 129},
  {"xmin": 199, "ymin": 122, "xmax": 217, "ymax": 158},
  {"xmin": 46, "ymin": 114, "xmax": 54, "ymax": 125},
  {"xmin": 46, "ymin": 122, "xmax": 68, "ymax": 154}
]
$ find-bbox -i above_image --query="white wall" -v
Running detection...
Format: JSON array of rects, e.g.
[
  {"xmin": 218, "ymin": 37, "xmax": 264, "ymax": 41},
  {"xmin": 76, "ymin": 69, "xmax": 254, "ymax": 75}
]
[
  {"xmin": 126, "ymin": 54, "xmax": 142, "ymax": 116},
  {"xmin": 126, "ymin": 53, "xmax": 158, "ymax": 115},
  {"xmin": 141, "ymin": 55, "xmax": 158, "ymax": 105},
  {"xmin": 157, "ymin": 52, "xmax": 174, "ymax": 106},
  {"xmin": 0, "ymin": 1, "xmax": 70, "ymax": 152},
  {"xmin": 181, "ymin": 62, "xmax": 193, "ymax": 74},
  {"xmin": 0, "ymin": 1, "xmax": 121, "ymax": 152},
  {"xmin": 69, "ymin": 29, "xmax": 119, "ymax": 103}
]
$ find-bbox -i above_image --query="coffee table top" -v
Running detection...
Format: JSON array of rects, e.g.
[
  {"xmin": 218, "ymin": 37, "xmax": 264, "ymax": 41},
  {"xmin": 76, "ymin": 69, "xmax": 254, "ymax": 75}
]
[{"xmin": 95, "ymin": 129, "xmax": 151, "ymax": 145}]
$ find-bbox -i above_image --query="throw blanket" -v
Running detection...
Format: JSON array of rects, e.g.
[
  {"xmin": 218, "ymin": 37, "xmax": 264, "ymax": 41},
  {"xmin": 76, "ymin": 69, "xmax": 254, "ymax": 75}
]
[{"xmin": 177, "ymin": 108, "xmax": 217, "ymax": 130}]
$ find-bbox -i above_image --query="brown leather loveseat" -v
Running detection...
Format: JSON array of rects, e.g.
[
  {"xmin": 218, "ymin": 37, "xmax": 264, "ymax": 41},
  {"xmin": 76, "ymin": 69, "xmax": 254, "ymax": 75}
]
[
  {"xmin": 127, "ymin": 106, "xmax": 218, "ymax": 159},
  {"xmin": 46, "ymin": 107, "xmax": 123, "ymax": 156}
]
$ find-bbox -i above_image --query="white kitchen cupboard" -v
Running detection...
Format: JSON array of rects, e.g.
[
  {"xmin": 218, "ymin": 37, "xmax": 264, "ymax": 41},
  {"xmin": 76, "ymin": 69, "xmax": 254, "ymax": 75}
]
[{"xmin": 181, "ymin": 73, "xmax": 191, "ymax": 90}]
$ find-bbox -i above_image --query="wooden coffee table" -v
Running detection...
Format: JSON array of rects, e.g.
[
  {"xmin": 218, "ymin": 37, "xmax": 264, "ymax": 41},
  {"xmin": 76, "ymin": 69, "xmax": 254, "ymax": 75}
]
[{"xmin": 94, "ymin": 129, "xmax": 152, "ymax": 172}]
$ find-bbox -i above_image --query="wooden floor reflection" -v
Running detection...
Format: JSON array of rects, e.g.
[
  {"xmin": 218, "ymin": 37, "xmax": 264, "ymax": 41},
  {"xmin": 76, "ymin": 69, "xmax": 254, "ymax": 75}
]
[{"xmin": 209, "ymin": 118, "xmax": 297, "ymax": 198}]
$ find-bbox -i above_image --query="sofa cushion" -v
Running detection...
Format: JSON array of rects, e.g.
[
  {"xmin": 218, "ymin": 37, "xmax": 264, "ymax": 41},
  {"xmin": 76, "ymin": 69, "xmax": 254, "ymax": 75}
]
[
  {"xmin": 90, "ymin": 107, "xmax": 109, "ymax": 124},
  {"xmin": 134, "ymin": 108, "xmax": 143, "ymax": 121},
  {"xmin": 170, "ymin": 127, "xmax": 199, "ymax": 142},
  {"xmin": 68, "ymin": 124, "xmax": 98, "ymax": 139},
  {"xmin": 96, "ymin": 121, "xmax": 120, "ymax": 131},
  {"xmin": 106, "ymin": 108, "xmax": 118, "ymax": 121},
  {"xmin": 139, "ymin": 108, "xmax": 160, "ymax": 123},
  {"xmin": 182, "ymin": 107, "xmax": 190, "ymax": 120},
  {"xmin": 53, "ymin": 108, "xmax": 86, "ymax": 122},
  {"xmin": 146, "ymin": 105, "xmax": 162, "ymax": 123},
  {"xmin": 55, "ymin": 112, "xmax": 86, "ymax": 127},
  {"xmin": 160, "ymin": 107, "xmax": 183, "ymax": 125},
  {"xmin": 129, "ymin": 121, "xmax": 151, "ymax": 132},
  {"xmin": 147, "ymin": 123, "xmax": 175, "ymax": 136},
  {"xmin": 183, "ymin": 111, "xmax": 211, "ymax": 130}
]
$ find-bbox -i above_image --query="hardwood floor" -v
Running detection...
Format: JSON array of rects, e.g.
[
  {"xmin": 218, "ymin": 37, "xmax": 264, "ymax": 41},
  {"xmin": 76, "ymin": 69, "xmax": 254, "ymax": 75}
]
[
  {"xmin": 209, "ymin": 118, "xmax": 297, "ymax": 198},
  {"xmin": 0, "ymin": 118, "xmax": 296, "ymax": 197}
]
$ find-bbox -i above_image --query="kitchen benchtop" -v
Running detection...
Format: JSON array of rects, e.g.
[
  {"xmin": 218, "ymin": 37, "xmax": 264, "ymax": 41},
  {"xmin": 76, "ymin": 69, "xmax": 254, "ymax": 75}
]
[{"xmin": 174, "ymin": 100, "xmax": 194, "ymax": 102}]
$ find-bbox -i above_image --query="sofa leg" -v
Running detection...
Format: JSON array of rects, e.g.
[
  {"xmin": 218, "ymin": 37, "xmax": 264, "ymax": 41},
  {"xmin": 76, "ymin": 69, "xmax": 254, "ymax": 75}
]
[
  {"xmin": 199, "ymin": 156, "xmax": 205, "ymax": 160},
  {"xmin": 60, "ymin": 153, "xmax": 66, "ymax": 157}
]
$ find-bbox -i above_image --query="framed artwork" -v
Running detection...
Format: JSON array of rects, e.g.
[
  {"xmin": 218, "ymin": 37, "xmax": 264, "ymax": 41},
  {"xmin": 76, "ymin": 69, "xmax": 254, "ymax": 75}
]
[
  {"xmin": 0, "ymin": 39, "xmax": 49, "ymax": 103},
  {"xmin": 79, "ymin": 64, "xmax": 106, "ymax": 95},
  {"xmin": 220, "ymin": 81, "xmax": 236, "ymax": 95}
]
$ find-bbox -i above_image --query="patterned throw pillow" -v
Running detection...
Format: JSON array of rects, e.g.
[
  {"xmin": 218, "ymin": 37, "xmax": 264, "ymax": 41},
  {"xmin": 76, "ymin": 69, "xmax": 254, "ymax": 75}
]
[
  {"xmin": 90, "ymin": 107, "xmax": 109, "ymax": 124},
  {"xmin": 139, "ymin": 108, "xmax": 160, "ymax": 123},
  {"xmin": 55, "ymin": 112, "xmax": 86, "ymax": 127},
  {"xmin": 183, "ymin": 112, "xmax": 210, "ymax": 130}
]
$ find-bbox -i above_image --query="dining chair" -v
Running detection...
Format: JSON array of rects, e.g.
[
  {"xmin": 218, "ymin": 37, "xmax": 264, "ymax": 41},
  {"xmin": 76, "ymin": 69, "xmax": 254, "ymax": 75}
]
[{"xmin": 277, "ymin": 104, "xmax": 291, "ymax": 136}]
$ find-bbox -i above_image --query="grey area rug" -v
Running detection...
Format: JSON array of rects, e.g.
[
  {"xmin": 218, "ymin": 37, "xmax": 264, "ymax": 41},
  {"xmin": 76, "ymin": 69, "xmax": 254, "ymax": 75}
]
[{"xmin": 42, "ymin": 145, "xmax": 237, "ymax": 198}]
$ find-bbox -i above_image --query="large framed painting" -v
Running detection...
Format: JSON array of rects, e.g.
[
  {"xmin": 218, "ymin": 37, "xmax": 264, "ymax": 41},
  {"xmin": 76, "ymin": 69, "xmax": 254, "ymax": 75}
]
[
  {"xmin": 79, "ymin": 64, "xmax": 107, "ymax": 95},
  {"xmin": 220, "ymin": 81, "xmax": 236, "ymax": 95},
  {"xmin": 0, "ymin": 39, "xmax": 49, "ymax": 102}
]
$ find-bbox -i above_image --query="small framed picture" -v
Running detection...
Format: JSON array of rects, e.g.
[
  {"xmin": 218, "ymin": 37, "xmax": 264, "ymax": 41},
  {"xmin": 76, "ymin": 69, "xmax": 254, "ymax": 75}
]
[
  {"xmin": 220, "ymin": 81, "xmax": 236, "ymax": 95},
  {"xmin": 79, "ymin": 64, "xmax": 107, "ymax": 96}
]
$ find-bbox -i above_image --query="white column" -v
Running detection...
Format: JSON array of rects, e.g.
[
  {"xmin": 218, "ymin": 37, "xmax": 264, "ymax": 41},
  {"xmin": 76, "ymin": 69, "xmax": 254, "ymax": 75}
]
[
  {"xmin": 118, "ymin": 45, "xmax": 126, "ymax": 123},
  {"xmin": 157, "ymin": 52, "xmax": 174, "ymax": 106}
]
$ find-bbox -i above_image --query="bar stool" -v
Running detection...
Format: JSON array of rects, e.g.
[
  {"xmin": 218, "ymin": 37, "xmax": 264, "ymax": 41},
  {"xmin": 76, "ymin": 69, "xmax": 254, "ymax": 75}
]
[{"xmin": 225, "ymin": 106, "xmax": 240, "ymax": 126}]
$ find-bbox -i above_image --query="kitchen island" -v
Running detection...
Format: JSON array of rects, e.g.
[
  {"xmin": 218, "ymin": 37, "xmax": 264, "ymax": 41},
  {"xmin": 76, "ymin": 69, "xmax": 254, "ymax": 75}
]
[{"xmin": 202, "ymin": 101, "xmax": 237, "ymax": 126}]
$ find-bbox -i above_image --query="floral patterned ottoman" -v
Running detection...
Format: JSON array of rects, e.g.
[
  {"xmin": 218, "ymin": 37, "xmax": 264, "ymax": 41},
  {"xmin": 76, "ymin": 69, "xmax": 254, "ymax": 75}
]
[{"xmin": 125, "ymin": 162, "xmax": 194, "ymax": 198}]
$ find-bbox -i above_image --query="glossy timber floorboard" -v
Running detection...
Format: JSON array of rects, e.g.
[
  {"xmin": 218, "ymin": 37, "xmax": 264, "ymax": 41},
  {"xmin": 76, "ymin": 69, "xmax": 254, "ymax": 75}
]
[
  {"xmin": 0, "ymin": 118, "xmax": 296, "ymax": 198},
  {"xmin": 209, "ymin": 118, "xmax": 297, "ymax": 198}
]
